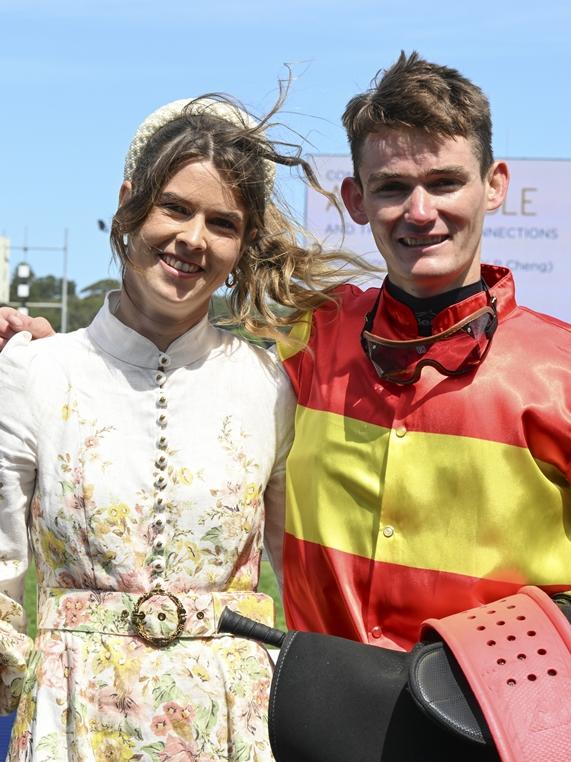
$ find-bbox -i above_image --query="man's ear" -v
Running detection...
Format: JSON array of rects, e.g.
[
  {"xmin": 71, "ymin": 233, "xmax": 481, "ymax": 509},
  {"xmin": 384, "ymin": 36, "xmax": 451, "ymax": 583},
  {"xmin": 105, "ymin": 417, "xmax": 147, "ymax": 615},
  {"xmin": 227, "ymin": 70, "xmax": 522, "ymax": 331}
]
[
  {"xmin": 340, "ymin": 177, "xmax": 370, "ymax": 225},
  {"xmin": 118, "ymin": 180, "xmax": 132, "ymax": 209},
  {"xmin": 486, "ymin": 161, "xmax": 509, "ymax": 212}
]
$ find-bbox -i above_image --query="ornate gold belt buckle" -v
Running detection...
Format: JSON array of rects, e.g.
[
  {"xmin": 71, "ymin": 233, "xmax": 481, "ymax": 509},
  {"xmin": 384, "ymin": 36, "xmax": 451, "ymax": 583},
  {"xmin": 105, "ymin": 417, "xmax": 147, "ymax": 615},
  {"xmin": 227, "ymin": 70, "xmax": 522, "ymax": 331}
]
[{"xmin": 132, "ymin": 587, "xmax": 187, "ymax": 647}]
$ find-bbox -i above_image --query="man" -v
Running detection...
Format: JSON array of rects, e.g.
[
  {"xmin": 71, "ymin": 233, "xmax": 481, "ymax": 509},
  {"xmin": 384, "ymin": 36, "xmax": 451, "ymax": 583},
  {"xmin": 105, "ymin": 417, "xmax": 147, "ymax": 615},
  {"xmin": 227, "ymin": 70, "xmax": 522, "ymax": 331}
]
[{"xmin": 279, "ymin": 51, "xmax": 571, "ymax": 651}]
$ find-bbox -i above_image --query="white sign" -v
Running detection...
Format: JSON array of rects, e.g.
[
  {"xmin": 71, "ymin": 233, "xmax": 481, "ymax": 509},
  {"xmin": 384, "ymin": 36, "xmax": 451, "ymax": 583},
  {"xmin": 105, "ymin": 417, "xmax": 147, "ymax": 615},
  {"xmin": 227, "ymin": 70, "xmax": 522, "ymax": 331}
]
[{"xmin": 305, "ymin": 156, "xmax": 571, "ymax": 324}]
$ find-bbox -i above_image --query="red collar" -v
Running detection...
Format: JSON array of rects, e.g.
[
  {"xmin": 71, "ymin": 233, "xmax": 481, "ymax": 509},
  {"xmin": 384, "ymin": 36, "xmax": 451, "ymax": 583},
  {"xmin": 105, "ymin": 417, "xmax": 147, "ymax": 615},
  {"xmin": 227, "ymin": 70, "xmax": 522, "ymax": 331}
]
[{"xmin": 371, "ymin": 265, "xmax": 517, "ymax": 340}]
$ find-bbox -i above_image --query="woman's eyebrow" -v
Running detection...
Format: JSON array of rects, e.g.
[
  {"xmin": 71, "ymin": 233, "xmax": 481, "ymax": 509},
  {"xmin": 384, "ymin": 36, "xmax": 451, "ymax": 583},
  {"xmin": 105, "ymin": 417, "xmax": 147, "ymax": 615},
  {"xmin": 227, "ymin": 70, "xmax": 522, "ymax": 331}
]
[{"xmin": 158, "ymin": 191, "xmax": 188, "ymax": 204}]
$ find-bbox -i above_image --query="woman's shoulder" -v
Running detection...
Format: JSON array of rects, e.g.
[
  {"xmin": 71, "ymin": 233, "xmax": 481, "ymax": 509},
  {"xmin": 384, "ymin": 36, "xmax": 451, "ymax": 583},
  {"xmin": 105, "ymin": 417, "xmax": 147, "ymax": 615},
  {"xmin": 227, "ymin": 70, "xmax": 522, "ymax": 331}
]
[
  {"xmin": 1, "ymin": 328, "xmax": 88, "ymax": 363},
  {"xmin": 0, "ymin": 330, "xmax": 89, "ymax": 426},
  {"xmin": 0, "ymin": 329, "xmax": 90, "ymax": 389},
  {"xmin": 213, "ymin": 327, "xmax": 291, "ymax": 388}
]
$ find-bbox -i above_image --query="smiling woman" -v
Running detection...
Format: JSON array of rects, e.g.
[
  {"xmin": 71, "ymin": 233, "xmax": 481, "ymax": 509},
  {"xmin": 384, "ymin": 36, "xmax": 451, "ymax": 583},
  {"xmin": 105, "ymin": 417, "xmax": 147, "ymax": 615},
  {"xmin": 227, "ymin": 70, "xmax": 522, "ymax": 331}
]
[
  {"xmin": 115, "ymin": 160, "xmax": 248, "ymax": 345},
  {"xmin": 0, "ymin": 92, "xmax": 354, "ymax": 761},
  {"xmin": 111, "ymin": 95, "xmax": 350, "ymax": 346}
]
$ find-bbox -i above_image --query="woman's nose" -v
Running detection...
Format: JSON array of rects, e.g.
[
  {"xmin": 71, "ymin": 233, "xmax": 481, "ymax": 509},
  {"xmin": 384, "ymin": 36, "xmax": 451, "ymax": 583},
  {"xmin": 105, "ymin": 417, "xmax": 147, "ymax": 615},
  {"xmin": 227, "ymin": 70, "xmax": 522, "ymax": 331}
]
[{"xmin": 177, "ymin": 216, "xmax": 207, "ymax": 249}]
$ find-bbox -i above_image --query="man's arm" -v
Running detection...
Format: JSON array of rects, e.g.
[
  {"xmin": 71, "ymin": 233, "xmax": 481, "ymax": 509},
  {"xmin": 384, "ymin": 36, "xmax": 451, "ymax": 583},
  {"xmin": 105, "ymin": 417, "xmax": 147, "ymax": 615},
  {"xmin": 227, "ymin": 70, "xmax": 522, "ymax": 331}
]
[{"xmin": 0, "ymin": 307, "xmax": 55, "ymax": 349}]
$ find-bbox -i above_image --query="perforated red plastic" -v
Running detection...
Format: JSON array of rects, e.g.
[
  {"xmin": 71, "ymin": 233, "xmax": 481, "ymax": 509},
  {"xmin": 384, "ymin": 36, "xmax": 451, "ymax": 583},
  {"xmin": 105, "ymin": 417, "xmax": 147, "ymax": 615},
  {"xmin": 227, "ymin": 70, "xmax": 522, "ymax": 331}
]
[{"xmin": 421, "ymin": 586, "xmax": 571, "ymax": 762}]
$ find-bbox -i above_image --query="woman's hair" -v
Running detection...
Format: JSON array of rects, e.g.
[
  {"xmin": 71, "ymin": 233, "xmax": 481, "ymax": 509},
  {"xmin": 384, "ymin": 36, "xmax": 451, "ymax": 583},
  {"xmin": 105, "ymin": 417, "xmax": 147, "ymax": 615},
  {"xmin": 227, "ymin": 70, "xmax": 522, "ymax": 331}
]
[{"xmin": 111, "ymin": 86, "xmax": 366, "ymax": 342}]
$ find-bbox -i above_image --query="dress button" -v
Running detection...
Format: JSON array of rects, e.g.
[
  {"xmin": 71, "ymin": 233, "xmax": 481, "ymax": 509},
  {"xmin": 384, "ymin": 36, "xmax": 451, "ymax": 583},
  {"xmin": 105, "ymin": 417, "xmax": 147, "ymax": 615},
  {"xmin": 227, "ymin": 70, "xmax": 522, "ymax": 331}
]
[
  {"xmin": 383, "ymin": 526, "xmax": 395, "ymax": 538},
  {"xmin": 155, "ymin": 499, "xmax": 166, "ymax": 512},
  {"xmin": 152, "ymin": 559, "xmax": 165, "ymax": 573},
  {"xmin": 395, "ymin": 426, "xmax": 407, "ymax": 438},
  {"xmin": 158, "ymin": 354, "xmax": 171, "ymax": 368},
  {"xmin": 157, "ymin": 414, "xmax": 167, "ymax": 427},
  {"xmin": 371, "ymin": 626, "xmax": 383, "ymax": 639},
  {"xmin": 157, "ymin": 396, "xmax": 167, "ymax": 409},
  {"xmin": 155, "ymin": 371, "xmax": 167, "ymax": 387},
  {"xmin": 157, "ymin": 436, "xmax": 168, "ymax": 450},
  {"xmin": 156, "ymin": 456, "xmax": 167, "ymax": 469},
  {"xmin": 155, "ymin": 475, "xmax": 167, "ymax": 490},
  {"xmin": 154, "ymin": 517, "xmax": 165, "ymax": 530},
  {"xmin": 153, "ymin": 536, "xmax": 165, "ymax": 551}
]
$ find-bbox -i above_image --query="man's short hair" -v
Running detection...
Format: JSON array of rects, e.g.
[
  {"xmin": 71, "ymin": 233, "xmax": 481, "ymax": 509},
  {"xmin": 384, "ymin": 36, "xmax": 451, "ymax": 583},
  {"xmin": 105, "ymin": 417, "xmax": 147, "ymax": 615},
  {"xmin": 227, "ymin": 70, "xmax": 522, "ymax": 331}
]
[{"xmin": 342, "ymin": 51, "xmax": 493, "ymax": 179}]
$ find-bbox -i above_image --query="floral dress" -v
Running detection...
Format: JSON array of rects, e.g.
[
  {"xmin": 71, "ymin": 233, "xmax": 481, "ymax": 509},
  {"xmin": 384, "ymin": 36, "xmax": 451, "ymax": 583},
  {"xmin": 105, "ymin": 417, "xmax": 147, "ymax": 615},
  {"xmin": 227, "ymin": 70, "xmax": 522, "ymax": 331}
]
[{"xmin": 0, "ymin": 295, "xmax": 294, "ymax": 761}]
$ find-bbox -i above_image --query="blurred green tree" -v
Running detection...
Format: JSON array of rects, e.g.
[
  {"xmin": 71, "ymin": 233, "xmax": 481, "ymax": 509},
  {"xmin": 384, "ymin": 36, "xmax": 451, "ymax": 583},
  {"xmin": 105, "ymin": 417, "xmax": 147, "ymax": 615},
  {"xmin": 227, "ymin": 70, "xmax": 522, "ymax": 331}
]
[{"xmin": 9, "ymin": 268, "xmax": 120, "ymax": 332}]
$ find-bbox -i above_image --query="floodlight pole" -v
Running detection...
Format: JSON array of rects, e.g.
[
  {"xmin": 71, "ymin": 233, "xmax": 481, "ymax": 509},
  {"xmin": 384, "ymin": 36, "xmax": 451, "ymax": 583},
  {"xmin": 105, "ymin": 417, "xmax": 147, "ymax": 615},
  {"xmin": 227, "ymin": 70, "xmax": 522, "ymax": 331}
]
[
  {"xmin": 61, "ymin": 229, "xmax": 68, "ymax": 333},
  {"xmin": 9, "ymin": 230, "xmax": 69, "ymax": 331}
]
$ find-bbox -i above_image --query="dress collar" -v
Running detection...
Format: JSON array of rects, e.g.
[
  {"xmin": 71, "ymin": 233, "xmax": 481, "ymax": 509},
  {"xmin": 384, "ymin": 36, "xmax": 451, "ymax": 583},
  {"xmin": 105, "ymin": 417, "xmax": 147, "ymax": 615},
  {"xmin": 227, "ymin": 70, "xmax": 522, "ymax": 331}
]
[{"xmin": 87, "ymin": 291, "xmax": 221, "ymax": 369}]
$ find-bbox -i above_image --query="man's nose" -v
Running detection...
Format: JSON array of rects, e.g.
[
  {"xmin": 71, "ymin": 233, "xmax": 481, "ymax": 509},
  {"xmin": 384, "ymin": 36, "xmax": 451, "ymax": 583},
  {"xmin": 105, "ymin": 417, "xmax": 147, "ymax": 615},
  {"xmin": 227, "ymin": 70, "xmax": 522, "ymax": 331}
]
[{"xmin": 404, "ymin": 186, "xmax": 437, "ymax": 225}]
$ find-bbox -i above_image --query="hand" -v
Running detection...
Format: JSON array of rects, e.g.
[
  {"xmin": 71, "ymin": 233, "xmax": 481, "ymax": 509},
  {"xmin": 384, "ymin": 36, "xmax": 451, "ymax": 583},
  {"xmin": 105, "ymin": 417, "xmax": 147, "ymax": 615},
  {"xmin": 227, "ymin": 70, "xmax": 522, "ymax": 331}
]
[{"xmin": 0, "ymin": 308, "xmax": 55, "ymax": 350}]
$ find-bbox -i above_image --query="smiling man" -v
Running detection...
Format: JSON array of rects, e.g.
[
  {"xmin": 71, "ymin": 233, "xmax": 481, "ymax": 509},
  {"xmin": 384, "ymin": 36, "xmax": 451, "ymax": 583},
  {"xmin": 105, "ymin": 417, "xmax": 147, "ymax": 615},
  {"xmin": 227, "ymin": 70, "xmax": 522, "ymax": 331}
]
[{"xmin": 280, "ymin": 52, "xmax": 571, "ymax": 651}]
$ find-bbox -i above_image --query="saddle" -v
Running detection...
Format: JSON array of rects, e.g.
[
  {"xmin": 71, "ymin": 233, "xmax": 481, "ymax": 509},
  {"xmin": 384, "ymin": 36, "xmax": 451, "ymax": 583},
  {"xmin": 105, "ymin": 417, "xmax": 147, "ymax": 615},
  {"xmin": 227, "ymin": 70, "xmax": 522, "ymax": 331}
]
[{"xmin": 218, "ymin": 587, "xmax": 571, "ymax": 762}]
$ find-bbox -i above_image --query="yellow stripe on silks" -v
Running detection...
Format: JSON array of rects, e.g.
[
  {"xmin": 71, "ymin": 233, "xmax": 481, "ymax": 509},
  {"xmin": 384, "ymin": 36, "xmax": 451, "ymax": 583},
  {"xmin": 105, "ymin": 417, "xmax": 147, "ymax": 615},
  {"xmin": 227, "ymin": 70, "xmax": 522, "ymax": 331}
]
[
  {"xmin": 286, "ymin": 406, "xmax": 570, "ymax": 585},
  {"xmin": 276, "ymin": 313, "xmax": 312, "ymax": 362}
]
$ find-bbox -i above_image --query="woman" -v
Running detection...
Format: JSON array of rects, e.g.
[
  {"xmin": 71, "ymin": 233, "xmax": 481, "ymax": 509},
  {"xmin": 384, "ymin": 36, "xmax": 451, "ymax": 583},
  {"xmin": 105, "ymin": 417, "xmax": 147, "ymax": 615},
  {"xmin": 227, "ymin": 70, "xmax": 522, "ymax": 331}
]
[{"xmin": 0, "ymin": 94, "xmax": 345, "ymax": 761}]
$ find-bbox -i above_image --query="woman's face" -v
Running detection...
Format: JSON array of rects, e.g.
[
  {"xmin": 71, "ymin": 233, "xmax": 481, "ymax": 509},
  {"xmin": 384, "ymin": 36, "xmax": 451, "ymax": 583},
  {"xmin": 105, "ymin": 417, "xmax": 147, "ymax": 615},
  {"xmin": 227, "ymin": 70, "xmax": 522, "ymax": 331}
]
[{"xmin": 121, "ymin": 159, "xmax": 247, "ymax": 327}]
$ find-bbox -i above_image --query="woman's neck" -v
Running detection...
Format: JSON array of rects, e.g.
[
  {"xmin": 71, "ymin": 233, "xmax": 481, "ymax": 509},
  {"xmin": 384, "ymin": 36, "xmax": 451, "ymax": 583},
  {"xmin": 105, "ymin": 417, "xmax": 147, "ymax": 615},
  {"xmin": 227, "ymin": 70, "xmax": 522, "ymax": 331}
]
[{"xmin": 111, "ymin": 289, "xmax": 205, "ymax": 351}]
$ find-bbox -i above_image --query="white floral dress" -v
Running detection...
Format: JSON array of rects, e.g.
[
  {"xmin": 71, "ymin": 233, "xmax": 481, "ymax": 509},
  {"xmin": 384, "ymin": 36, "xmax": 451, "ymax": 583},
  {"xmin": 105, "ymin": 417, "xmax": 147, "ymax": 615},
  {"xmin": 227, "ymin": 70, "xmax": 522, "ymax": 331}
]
[{"xmin": 0, "ymin": 295, "xmax": 294, "ymax": 761}]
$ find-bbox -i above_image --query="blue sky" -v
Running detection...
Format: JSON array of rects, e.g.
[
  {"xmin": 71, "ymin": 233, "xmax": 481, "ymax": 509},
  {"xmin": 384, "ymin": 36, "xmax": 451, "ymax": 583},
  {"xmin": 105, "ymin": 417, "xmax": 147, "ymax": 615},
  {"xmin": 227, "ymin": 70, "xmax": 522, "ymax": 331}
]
[{"xmin": 2, "ymin": 0, "xmax": 570, "ymax": 291}]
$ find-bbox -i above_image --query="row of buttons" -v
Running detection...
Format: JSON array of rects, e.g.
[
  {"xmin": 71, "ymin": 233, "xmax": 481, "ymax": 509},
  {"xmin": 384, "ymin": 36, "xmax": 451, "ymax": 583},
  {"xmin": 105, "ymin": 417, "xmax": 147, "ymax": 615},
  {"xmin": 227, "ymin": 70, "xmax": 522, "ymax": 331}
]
[
  {"xmin": 151, "ymin": 353, "xmax": 171, "ymax": 577},
  {"xmin": 381, "ymin": 424, "xmax": 406, "ymax": 539},
  {"xmin": 369, "ymin": 422, "xmax": 406, "ymax": 639}
]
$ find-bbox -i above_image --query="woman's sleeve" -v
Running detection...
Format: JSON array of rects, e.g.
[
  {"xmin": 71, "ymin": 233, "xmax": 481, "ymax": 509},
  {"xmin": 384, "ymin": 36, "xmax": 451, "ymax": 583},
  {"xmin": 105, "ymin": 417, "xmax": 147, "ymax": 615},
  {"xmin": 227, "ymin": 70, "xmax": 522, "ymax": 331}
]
[
  {"xmin": 263, "ymin": 364, "xmax": 296, "ymax": 593},
  {"xmin": 0, "ymin": 333, "xmax": 37, "ymax": 713}
]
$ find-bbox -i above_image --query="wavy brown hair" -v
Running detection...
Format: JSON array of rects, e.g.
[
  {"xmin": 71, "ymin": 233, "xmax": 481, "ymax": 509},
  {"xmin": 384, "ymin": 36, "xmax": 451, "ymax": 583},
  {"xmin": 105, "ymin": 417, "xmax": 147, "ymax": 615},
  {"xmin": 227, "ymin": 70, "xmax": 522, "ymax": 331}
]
[{"xmin": 111, "ymin": 87, "xmax": 368, "ymax": 342}]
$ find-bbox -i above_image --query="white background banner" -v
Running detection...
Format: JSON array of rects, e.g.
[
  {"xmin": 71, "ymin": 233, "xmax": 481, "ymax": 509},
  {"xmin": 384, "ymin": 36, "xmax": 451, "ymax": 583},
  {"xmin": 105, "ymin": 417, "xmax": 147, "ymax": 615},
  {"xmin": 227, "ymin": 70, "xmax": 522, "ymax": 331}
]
[{"xmin": 305, "ymin": 156, "xmax": 571, "ymax": 323}]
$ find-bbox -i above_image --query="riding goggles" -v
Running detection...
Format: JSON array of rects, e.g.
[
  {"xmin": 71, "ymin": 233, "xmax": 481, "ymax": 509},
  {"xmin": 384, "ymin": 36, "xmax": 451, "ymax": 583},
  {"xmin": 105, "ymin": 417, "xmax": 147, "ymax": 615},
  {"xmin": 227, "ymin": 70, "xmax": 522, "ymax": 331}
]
[{"xmin": 361, "ymin": 286, "xmax": 498, "ymax": 385}]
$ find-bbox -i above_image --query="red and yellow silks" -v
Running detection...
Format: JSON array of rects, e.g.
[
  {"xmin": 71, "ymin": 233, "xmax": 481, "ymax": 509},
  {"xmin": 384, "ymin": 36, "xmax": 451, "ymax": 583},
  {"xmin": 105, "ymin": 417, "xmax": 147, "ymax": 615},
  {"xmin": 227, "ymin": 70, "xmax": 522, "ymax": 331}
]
[{"xmin": 280, "ymin": 266, "xmax": 571, "ymax": 650}]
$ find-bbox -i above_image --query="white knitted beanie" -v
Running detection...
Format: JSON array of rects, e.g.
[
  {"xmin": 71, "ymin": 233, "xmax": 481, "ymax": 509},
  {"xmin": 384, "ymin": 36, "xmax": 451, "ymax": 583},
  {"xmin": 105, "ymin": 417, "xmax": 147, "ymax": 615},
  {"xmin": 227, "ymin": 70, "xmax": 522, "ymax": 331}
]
[{"xmin": 123, "ymin": 97, "xmax": 276, "ymax": 192}]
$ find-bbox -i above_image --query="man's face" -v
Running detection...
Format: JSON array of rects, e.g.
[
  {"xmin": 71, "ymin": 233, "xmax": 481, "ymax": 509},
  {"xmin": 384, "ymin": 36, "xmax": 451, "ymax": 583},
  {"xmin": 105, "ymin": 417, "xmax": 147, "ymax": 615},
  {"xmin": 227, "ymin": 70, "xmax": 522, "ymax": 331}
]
[{"xmin": 341, "ymin": 128, "xmax": 508, "ymax": 297}]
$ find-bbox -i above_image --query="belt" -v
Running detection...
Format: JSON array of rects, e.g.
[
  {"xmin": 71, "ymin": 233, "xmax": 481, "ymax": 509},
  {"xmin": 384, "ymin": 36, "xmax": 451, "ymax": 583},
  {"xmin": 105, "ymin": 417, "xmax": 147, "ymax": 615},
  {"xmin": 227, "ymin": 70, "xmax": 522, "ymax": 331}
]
[{"xmin": 38, "ymin": 586, "xmax": 274, "ymax": 647}]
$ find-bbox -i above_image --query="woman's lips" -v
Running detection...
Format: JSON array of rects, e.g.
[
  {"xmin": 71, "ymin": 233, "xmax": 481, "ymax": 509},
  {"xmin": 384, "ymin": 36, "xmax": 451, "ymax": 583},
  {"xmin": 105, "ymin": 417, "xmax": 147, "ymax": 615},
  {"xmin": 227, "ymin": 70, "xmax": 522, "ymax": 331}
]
[{"xmin": 157, "ymin": 253, "xmax": 205, "ymax": 280}]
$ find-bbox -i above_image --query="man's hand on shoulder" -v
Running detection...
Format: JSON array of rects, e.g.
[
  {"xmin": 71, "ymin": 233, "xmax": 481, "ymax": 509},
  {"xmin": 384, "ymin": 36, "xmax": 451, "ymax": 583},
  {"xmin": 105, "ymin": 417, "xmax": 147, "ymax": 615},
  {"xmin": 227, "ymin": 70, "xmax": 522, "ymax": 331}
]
[{"xmin": 0, "ymin": 307, "xmax": 55, "ymax": 350}]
